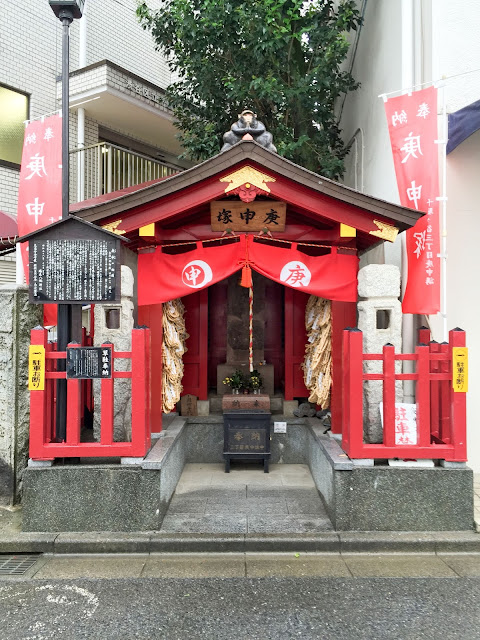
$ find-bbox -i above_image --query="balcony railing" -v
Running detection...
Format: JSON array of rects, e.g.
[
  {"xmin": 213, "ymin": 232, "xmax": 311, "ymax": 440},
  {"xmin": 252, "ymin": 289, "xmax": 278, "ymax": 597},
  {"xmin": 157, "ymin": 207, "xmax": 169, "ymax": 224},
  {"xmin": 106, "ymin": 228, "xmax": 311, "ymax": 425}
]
[{"xmin": 70, "ymin": 142, "xmax": 179, "ymax": 203}]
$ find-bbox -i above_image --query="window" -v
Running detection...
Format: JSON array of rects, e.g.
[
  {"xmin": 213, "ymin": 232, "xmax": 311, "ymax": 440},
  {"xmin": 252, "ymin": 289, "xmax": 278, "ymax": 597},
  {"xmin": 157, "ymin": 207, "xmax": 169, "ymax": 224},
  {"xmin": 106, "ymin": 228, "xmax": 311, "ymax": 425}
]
[{"xmin": 0, "ymin": 85, "xmax": 29, "ymax": 167}]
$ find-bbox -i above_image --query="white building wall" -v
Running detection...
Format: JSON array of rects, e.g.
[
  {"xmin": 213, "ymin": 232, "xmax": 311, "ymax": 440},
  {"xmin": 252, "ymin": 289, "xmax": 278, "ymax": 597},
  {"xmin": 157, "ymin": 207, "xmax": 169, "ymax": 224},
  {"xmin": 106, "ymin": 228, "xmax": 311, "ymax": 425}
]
[
  {"xmin": 430, "ymin": 0, "xmax": 480, "ymax": 471},
  {"xmin": 341, "ymin": 0, "xmax": 480, "ymax": 470},
  {"xmin": 80, "ymin": 0, "xmax": 171, "ymax": 89},
  {"xmin": 432, "ymin": 0, "xmax": 480, "ymax": 113},
  {"xmin": 438, "ymin": 131, "xmax": 480, "ymax": 472},
  {"xmin": 0, "ymin": 1, "xmax": 63, "ymax": 218},
  {"xmin": 0, "ymin": 0, "xmax": 172, "ymax": 218},
  {"xmin": 340, "ymin": 0, "xmax": 403, "ymax": 202}
]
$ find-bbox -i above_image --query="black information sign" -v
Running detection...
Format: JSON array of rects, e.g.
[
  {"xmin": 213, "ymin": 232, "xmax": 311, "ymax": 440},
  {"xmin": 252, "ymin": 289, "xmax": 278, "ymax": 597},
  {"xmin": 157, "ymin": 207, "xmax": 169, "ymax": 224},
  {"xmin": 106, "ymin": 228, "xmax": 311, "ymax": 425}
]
[
  {"xmin": 66, "ymin": 346, "xmax": 112, "ymax": 379},
  {"xmin": 21, "ymin": 217, "xmax": 125, "ymax": 305},
  {"xmin": 30, "ymin": 238, "xmax": 119, "ymax": 304}
]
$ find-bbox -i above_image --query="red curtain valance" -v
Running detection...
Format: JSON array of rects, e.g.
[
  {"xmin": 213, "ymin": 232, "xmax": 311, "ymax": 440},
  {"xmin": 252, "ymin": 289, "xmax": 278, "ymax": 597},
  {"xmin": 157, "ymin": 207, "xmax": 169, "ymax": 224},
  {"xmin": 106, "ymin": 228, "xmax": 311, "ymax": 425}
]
[{"xmin": 138, "ymin": 235, "xmax": 358, "ymax": 305}]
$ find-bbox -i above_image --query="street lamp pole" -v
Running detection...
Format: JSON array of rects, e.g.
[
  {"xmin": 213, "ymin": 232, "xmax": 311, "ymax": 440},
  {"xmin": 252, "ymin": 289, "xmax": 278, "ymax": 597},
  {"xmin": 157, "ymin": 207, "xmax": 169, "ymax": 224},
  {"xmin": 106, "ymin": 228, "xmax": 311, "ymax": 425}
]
[
  {"xmin": 60, "ymin": 9, "xmax": 72, "ymax": 222},
  {"xmin": 49, "ymin": 0, "xmax": 85, "ymax": 440}
]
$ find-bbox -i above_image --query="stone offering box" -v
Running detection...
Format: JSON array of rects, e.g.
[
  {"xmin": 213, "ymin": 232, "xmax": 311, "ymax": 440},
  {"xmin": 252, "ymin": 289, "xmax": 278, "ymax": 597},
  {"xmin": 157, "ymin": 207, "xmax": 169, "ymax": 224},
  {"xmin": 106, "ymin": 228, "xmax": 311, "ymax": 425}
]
[{"xmin": 223, "ymin": 410, "xmax": 271, "ymax": 473}]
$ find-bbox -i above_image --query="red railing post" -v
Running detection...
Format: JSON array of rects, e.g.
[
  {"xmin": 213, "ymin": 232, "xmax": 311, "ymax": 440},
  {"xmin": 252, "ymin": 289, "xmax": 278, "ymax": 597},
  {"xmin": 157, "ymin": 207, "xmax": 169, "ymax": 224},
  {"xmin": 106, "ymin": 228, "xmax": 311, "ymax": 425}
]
[
  {"xmin": 342, "ymin": 329, "xmax": 364, "ymax": 457},
  {"xmin": 29, "ymin": 328, "xmax": 50, "ymax": 460},
  {"xmin": 341, "ymin": 329, "xmax": 351, "ymax": 451},
  {"xmin": 382, "ymin": 344, "xmax": 396, "ymax": 447},
  {"xmin": 144, "ymin": 327, "xmax": 151, "ymax": 436},
  {"xmin": 429, "ymin": 341, "xmax": 440, "ymax": 440},
  {"xmin": 415, "ymin": 344, "xmax": 431, "ymax": 447},
  {"xmin": 100, "ymin": 343, "xmax": 114, "ymax": 446},
  {"xmin": 130, "ymin": 328, "xmax": 151, "ymax": 456},
  {"xmin": 418, "ymin": 326, "xmax": 431, "ymax": 346},
  {"xmin": 439, "ymin": 342, "xmax": 451, "ymax": 443},
  {"xmin": 45, "ymin": 340, "xmax": 55, "ymax": 444},
  {"xmin": 448, "ymin": 328, "xmax": 467, "ymax": 461},
  {"xmin": 85, "ymin": 332, "xmax": 94, "ymax": 421},
  {"xmin": 66, "ymin": 342, "xmax": 82, "ymax": 446}
]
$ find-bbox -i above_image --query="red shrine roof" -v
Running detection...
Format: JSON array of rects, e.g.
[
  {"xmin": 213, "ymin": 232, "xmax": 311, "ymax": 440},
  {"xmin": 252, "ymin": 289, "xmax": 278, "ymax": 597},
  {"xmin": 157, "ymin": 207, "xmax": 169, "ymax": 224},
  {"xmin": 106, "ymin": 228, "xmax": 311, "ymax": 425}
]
[{"xmin": 71, "ymin": 140, "xmax": 423, "ymax": 250}]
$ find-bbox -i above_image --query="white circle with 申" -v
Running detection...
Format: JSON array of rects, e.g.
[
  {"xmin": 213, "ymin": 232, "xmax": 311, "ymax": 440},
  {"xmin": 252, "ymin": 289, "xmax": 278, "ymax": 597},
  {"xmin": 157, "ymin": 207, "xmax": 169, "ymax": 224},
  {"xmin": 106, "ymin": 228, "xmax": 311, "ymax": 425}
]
[
  {"xmin": 182, "ymin": 260, "xmax": 213, "ymax": 289},
  {"xmin": 280, "ymin": 261, "xmax": 311, "ymax": 287}
]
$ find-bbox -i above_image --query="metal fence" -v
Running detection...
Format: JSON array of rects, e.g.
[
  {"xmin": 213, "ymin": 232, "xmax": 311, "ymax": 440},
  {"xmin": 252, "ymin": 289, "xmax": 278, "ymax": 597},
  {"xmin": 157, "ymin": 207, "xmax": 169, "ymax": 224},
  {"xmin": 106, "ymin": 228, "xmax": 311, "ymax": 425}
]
[{"xmin": 70, "ymin": 142, "xmax": 179, "ymax": 203}]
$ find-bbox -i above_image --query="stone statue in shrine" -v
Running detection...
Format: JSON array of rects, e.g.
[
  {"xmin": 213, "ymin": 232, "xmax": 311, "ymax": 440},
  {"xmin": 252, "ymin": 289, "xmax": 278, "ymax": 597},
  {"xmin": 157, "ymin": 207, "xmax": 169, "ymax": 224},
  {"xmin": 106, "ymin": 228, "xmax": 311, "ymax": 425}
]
[{"xmin": 221, "ymin": 109, "xmax": 277, "ymax": 152}]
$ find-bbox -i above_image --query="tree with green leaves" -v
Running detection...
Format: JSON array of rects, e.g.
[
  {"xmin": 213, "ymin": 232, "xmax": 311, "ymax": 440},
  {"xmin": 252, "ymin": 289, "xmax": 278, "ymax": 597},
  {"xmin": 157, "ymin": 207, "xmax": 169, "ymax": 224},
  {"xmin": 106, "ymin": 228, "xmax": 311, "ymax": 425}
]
[{"xmin": 137, "ymin": 0, "xmax": 361, "ymax": 179}]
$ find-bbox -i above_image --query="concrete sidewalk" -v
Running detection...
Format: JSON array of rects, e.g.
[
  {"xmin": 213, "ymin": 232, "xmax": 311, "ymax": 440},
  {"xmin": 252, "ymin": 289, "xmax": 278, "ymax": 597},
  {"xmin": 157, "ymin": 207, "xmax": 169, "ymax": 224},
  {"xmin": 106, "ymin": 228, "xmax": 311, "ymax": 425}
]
[
  {"xmin": 4, "ymin": 551, "xmax": 480, "ymax": 580},
  {"xmin": 0, "ymin": 467, "xmax": 478, "ymax": 555},
  {"xmin": 475, "ymin": 472, "xmax": 480, "ymax": 529}
]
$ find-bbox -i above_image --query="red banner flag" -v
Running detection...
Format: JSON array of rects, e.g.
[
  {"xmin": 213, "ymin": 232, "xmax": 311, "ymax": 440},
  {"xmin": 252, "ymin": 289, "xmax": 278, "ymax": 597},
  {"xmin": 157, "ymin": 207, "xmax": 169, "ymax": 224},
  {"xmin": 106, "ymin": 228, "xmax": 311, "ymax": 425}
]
[
  {"xmin": 384, "ymin": 86, "xmax": 440, "ymax": 314},
  {"xmin": 17, "ymin": 114, "xmax": 62, "ymax": 325}
]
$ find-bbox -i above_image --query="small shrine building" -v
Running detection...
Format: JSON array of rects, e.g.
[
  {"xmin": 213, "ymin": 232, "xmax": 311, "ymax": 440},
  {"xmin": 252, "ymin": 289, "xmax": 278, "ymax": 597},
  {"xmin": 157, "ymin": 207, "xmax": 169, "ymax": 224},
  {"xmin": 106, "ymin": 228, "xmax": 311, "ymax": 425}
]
[
  {"xmin": 70, "ymin": 132, "xmax": 421, "ymax": 431},
  {"xmin": 22, "ymin": 116, "xmax": 473, "ymax": 534}
]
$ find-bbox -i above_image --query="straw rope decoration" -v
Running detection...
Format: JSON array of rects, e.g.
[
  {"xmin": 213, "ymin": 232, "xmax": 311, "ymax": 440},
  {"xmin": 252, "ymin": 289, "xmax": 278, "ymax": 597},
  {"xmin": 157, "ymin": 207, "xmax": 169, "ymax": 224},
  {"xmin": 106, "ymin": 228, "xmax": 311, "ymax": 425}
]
[
  {"xmin": 249, "ymin": 286, "xmax": 254, "ymax": 372},
  {"xmin": 302, "ymin": 296, "xmax": 332, "ymax": 408},
  {"xmin": 161, "ymin": 298, "xmax": 189, "ymax": 413}
]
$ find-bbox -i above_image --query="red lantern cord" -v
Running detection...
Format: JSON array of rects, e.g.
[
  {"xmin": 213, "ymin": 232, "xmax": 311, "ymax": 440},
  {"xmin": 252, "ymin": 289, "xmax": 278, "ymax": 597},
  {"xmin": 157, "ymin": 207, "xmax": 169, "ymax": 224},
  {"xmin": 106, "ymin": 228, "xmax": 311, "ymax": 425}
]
[
  {"xmin": 239, "ymin": 233, "xmax": 253, "ymax": 288},
  {"xmin": 249, "ymin": 285, "xmax": 253, "ymax": 373}
]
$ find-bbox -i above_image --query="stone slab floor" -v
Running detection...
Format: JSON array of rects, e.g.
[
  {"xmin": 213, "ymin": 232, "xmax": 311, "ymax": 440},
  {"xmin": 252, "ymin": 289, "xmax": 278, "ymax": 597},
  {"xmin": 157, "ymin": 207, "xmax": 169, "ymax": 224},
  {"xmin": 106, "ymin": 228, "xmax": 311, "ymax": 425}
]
[{"xmin": 159, "ymin": 463, "xmax": 333, "ymax": 534}]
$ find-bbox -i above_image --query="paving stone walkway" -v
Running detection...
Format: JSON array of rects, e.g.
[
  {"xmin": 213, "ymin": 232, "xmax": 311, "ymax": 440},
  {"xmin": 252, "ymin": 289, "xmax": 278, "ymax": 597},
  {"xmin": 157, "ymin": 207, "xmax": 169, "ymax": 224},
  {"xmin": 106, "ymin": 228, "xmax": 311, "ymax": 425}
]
[{"xmin": 159, "ymin": 463, "xmax": 334, "ymax": 534}]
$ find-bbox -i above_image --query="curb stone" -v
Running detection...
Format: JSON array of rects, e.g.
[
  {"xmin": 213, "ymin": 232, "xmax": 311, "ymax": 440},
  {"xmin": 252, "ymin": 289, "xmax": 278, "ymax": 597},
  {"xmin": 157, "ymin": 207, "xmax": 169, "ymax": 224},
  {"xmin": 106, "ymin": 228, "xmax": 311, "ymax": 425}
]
[{"xmin": 1, "ymin": 531, "xmax": 479, "ymax": 555}]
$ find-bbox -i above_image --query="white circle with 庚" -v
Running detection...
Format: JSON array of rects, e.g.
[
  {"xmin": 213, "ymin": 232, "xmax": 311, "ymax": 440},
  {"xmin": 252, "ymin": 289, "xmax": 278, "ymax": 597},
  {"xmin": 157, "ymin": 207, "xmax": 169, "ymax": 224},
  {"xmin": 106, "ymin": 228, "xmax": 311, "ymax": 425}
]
[
  {"xmin": 280, "ymin": 261, "xmax": 311, "ymax": 287},
  {"xmin": 182, "ymin": 260, "xmax": 213, "ymax": 289}
]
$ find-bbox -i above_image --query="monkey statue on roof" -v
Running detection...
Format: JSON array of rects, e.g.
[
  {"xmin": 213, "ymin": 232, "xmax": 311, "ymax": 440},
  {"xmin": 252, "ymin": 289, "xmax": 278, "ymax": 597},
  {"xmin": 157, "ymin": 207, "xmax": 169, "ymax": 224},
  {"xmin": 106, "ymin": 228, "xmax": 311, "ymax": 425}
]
[{"xmin": 221, "ymin": 109, "xmax": 277, "ymax": 152}]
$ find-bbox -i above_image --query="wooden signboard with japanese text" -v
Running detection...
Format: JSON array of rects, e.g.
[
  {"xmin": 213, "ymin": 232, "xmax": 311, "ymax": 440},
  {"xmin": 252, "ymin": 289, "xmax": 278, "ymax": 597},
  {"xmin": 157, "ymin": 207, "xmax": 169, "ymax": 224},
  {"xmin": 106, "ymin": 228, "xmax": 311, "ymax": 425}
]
[{"xmin": 210, "ymin": 201, "xmax": 286, "ymax": 232}]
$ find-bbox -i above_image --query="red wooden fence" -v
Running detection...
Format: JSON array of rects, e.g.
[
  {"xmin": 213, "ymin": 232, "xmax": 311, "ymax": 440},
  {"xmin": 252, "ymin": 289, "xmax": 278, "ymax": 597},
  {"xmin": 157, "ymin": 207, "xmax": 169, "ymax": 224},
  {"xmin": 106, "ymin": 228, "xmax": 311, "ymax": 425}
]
[
  {"xmin": 29, "ymin": 327, "xmax": 151, "ymax": 460},
  {"xmin": 341, "ymin": 328, "xmax": 467, "ymax": 461}
]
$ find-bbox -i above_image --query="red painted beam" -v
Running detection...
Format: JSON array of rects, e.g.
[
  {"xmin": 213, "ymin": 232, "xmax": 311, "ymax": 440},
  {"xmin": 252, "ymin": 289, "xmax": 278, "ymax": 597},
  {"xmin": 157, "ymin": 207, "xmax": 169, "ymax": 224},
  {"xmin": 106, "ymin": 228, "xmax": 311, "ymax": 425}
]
[{"xmin": 154, "ymin": 223, "xmax": 348, "ymax": 243}]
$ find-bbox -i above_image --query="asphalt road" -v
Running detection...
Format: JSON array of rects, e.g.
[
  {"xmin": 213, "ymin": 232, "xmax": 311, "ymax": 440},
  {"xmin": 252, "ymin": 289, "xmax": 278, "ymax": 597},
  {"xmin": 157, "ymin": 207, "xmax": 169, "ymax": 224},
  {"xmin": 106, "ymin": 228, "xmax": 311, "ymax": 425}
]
[{"xmin": 0, "ymin": 576, "xmax": 479, "ymax": 639}]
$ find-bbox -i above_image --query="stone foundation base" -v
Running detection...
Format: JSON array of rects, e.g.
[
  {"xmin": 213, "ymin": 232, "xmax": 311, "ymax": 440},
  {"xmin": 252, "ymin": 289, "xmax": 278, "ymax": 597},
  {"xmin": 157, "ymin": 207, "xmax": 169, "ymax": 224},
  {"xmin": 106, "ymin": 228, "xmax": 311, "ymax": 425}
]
[{"xmin": 22, "ymin": 417, "xmax": 474, "ymax": 532}]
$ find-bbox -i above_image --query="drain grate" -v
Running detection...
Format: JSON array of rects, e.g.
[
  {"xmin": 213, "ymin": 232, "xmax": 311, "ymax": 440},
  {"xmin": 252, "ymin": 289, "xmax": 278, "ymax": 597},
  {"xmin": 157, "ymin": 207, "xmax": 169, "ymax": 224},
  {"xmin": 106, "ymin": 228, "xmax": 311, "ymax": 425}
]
[{"xmin": 0, "ymin": 555, "xmax": 41, "ymax": 576}]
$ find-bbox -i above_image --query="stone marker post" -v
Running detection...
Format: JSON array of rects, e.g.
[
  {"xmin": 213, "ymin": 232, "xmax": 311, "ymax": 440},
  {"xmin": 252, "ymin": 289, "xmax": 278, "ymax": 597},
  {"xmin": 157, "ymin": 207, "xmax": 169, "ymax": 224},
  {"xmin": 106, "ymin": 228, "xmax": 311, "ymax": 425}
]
[
  {"xmin": 93, "ymin": 265, "xmax": 134, "ymax": 441},
  {"xmin": 357, "ymin": 264, "xmax": 403, "ymax": 443},
  {"xmin": 0, "ymin": 284, "xmax": 42, "ymax": 504}
]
